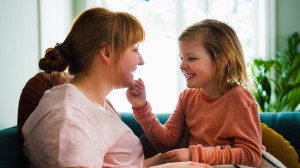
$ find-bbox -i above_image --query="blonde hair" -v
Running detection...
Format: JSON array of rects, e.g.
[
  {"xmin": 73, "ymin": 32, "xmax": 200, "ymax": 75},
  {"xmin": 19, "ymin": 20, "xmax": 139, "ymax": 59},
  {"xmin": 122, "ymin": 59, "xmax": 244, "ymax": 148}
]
[
  {"xmin": 179, "ymin": 19, "xmax": 253, "ymax": 93},
  {"xmin": 39, "ymin": 7, "xmax": 145, "ymax": 75}
]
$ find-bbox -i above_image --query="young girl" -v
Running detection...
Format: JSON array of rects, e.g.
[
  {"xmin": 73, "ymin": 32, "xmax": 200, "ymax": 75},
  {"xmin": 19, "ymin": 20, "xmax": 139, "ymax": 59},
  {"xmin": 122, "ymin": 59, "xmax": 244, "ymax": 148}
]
[{"xmin": 127, "ymin": 19, "xmax": 264, "ymax": 167}]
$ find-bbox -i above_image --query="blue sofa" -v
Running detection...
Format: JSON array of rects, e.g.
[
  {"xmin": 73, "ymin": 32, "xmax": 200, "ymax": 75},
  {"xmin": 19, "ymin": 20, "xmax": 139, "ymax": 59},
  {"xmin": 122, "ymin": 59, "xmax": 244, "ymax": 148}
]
[{"xmin": 0, "ymin": 112, "xmax": 299, "ymax": 167}]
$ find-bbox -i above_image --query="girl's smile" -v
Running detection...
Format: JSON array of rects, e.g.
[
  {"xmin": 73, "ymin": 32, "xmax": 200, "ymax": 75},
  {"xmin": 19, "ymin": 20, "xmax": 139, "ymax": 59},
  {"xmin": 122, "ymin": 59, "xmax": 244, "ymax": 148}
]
[{"xmin": 182, "ymin": 72, "xmax": 196, "ymax": 80}]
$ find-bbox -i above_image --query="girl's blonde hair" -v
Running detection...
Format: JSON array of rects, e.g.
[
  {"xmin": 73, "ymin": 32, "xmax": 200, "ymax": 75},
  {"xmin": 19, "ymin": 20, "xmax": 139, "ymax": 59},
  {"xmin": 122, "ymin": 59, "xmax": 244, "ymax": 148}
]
[
  {"xmin": 179, "ymin": 19, "xmax": 253, "ymax": 93},
  {"xmin": 39, "ymin": 7, "xmax": 145, "ymax": 75}
]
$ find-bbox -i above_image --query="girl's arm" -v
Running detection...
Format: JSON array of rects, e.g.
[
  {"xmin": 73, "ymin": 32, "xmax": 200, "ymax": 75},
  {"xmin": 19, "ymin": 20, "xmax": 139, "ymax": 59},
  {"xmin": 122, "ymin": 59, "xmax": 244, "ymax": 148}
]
[
  {"xmin": 133, "ymin": 102, "xmax": 185, "ymax": 152},
  {"xmin": 127, "ymin": 79, "xmax": 186, "ymax": 152},
  {"xmin": 144, "ymin": 154, "xmax": 212, "ymax": 168}
]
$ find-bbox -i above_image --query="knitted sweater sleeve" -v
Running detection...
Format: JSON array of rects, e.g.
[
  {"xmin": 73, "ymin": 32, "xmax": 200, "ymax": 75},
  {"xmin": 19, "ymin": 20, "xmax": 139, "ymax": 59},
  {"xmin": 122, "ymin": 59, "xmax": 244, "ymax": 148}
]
[
  {"xmin": 188, "ymin": 99, "xmax": 262, "ymax": 167},
  {"xmin": 133, "ymin": 98, "xmax": 186, "ymax": 153}
]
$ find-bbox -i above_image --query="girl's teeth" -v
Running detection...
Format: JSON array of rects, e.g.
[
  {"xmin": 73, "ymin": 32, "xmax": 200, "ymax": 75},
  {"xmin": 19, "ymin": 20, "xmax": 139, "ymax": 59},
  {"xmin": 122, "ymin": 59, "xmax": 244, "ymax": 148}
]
[{"xmin": 185, "ymin": 73, "xmax": 195, "ymax": 79}]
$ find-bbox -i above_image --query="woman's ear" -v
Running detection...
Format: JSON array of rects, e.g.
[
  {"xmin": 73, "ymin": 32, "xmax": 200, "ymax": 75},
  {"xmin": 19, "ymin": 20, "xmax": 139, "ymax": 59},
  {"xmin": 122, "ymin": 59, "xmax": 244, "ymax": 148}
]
[{"xmin": 98, "ymin": 47, "xmax": 110, "ymax": 64}]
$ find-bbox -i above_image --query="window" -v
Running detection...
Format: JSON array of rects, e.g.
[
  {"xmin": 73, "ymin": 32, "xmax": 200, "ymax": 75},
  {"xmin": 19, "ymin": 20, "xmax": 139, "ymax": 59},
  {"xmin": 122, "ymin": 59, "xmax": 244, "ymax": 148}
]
[
  {"xmin": 97, "ymin": 0, "xmax": 275, "ymax": 113},
  {"xmin": 40, "ymin": 0, "xmax": 275, "ymax": 113}
]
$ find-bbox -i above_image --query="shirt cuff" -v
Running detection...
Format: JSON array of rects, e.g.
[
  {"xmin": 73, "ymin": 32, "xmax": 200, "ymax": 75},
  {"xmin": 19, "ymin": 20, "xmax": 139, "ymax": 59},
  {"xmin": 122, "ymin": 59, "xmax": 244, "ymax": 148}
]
[
  {"xmin": 189, "ymin": 144, "xmax": 204, "ymax": 162},
  {"xmin": 132, "ymin": 101, "xmax": 151, "ymax": 115}
]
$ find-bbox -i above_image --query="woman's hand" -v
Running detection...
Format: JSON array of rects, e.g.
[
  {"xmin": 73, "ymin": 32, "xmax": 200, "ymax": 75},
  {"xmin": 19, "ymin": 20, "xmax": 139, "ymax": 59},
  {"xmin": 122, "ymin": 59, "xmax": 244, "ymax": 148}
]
[
  {"xmin": 126, "ymin": 78, "xmax": 147, "ymax": 109},
  {"xmin": 162, "ymin": 148, "xmax": 191, "ymax": 162}
]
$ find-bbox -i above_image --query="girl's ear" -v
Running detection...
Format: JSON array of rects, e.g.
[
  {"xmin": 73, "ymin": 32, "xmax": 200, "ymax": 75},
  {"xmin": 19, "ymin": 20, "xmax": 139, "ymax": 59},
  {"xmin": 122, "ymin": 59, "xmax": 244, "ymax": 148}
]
[
  {"xmin": 221, "ymin": 54, "xmax": 229, "ymax": 68},
  {"xmin": 98, "ymin": 47, "xmax": 110, "ymax": 64}
]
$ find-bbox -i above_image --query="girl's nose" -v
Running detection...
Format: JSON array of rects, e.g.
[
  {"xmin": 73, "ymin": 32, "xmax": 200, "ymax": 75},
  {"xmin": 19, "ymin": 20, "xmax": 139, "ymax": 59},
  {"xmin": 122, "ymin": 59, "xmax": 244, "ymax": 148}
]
[
  {"xmin": 180, "ymin": 60, "xmax": 187, "ymax": 70},
  {"xmin": 138, "ymin": 53, "xmax": 144, "ymax": 65}
]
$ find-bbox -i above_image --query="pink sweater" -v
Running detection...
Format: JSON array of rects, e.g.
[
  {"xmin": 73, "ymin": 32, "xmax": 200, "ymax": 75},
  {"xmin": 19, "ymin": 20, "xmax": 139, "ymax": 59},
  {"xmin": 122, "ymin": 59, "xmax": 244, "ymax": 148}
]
[
  {"xmin": 23, "ymin": 84, "xmax": 144, "ymax": 167},
  {"xmin": 133, "ymin": 85, "xmax": 264, "ymax": 167}
]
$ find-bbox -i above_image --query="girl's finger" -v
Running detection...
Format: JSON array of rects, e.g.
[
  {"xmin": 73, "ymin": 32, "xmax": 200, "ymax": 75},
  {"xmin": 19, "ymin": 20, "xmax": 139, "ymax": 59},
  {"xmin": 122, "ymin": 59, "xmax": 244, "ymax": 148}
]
[
  {"xmin": 162, "ymin": 151, "xmax": 175, "ymax": 160},
  {"xmin": 136, "ymin": 78, "xmax": 145, "ymax": 87}
]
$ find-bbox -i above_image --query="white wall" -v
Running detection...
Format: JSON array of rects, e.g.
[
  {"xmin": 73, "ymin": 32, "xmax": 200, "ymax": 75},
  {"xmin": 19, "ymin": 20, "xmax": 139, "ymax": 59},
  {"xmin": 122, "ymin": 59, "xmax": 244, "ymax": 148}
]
[
  {"xmin": 40, "ymin": 0, "xmax": 72, "ymax": 55},
  {"xmin": 0, "ymin": 0, "xmax": 39, "ymax": 129},
  {"xmin": 0, "ymin": 0, "xmax": 72, "ymax": 129},
  {"xmin": 276, "ymin": 0, "xmax": 300, "ymax": 51}
]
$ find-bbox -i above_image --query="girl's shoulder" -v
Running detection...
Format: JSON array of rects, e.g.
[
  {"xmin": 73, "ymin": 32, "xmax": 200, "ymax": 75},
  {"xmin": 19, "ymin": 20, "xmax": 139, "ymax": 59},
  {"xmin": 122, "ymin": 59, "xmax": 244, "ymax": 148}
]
[
  {"xmin": 180, "ymin": 88, "xmax": 200, "ymax": 97},
  {"xmin": 227, "ymin": 85, "xmax": 253, "ymax": 97},
  {"xmin": 226, "ymin": 85, "xmax": 257, "ymax": 106}
]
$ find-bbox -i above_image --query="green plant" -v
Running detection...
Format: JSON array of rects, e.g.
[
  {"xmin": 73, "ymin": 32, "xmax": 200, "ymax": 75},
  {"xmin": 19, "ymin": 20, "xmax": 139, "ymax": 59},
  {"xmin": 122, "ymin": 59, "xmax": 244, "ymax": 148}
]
[{"xmin": 251, "ymin": 32, "xmax": 300, "ymax": 112}]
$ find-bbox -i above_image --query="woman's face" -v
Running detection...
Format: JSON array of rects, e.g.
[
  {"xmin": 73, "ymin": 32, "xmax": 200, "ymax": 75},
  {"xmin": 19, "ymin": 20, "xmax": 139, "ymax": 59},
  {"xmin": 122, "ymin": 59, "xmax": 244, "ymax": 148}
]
[{"xmin": 118, "ymin": 44, "xmax": 144, "ymax": 88}]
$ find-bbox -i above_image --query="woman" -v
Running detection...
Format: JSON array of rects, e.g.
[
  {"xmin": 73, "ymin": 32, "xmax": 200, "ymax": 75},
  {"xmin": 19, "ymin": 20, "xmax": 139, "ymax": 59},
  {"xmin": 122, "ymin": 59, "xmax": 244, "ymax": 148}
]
[{"xmin": 22, "ymin": 7, "xmax": 147, "ymax": 167}]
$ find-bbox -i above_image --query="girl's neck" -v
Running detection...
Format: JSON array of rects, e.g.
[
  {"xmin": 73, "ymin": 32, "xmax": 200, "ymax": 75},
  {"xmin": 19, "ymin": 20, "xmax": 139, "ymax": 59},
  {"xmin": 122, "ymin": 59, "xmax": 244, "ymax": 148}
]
[
  {"xmin": 200, "ymin": 88, "xmax": 222, "ymax": 99},
  {"xmin": 200, "ymin": 83, "xmax": 232, "ymax": 99}
]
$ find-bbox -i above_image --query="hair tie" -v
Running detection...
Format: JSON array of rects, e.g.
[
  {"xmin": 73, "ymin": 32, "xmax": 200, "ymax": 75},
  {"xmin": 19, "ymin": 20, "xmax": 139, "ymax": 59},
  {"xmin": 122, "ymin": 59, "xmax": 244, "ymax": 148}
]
[
  {"xmin": 54, "ymin": 42, "xmax": 64, "ymax": 52},
  {"xmin": 54, "ymin": 42, "xmax": 71, "ymax": 61},
  {"xmin": 45, "ymin": 68, "xmax": 52, "ymax": 74}
]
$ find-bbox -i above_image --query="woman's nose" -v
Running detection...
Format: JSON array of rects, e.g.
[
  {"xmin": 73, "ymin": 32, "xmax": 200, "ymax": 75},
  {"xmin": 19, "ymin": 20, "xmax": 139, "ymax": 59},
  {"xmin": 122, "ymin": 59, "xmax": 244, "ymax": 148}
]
[{"xmin": 138, "ymin": 53, "xmax": 144, "ymax": 65}]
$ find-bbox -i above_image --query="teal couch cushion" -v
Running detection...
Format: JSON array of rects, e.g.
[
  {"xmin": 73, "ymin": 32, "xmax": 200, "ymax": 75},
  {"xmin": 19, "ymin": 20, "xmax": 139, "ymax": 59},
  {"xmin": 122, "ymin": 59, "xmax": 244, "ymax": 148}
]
[
  {"xmin": 260, "ymin": 112, "xmax": 300, "ymax": 159},
  {"xmin": 120, "ymin": 112, "xmax": 170, "ymax": 137},
  {"xmin": 0, "ymin": 126, "xmax": 29, "ymax": 168}
]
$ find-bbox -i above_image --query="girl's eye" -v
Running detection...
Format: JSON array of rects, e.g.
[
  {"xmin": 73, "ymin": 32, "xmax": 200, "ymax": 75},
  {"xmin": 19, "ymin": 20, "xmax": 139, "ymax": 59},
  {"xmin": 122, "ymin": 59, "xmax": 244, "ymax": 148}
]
[
  {"xmin": 188, "ymin": 57, "xmax": 196, "ymax": 61},
  {"xmin": 134, "ymin": 48, "xmax": 139, "ymax": 52},
  {"xmin": 179, "ymin": 55, "xmax": 197, "ymax": 61}
]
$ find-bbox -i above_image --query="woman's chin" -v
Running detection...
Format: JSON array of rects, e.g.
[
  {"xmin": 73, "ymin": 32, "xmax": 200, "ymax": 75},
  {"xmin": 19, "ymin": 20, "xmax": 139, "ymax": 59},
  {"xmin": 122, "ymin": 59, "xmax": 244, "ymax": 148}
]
[
  {"xmin": 127, "ymin": 80, "xmax": 136, "ymax": 88},
  {"xmin": 119, "ymin": 80, "xmax": 135, "ymax": 88}
]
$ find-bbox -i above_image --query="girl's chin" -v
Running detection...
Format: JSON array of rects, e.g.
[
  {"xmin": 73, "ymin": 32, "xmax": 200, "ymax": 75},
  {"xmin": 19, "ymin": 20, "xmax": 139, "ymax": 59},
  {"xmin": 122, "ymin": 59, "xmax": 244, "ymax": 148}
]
[{"xmin": 186, "ymin": 82, "xmax": 198, "ymax": 88}]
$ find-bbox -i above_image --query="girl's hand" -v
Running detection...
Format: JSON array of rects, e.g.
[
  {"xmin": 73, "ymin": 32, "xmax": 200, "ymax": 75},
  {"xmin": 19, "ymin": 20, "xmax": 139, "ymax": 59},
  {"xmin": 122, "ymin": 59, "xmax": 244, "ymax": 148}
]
[
  {"xmin": 126, "ymin": 78, "xmax": 147, "ymax": 109},
  {"xmin": 149, "ymin": 161, "xmax": 212, "ymax": 168},
  {"xmin": 162, "ymin": 148, "xmax": 191, "ymax": 162}
]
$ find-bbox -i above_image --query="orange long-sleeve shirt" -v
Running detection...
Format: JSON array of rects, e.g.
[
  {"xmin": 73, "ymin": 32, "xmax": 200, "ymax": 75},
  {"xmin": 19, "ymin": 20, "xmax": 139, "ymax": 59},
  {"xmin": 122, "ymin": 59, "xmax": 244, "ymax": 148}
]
[{"xmin": 133, "ymin": 85, "xmax": 264, "ymax": 167}]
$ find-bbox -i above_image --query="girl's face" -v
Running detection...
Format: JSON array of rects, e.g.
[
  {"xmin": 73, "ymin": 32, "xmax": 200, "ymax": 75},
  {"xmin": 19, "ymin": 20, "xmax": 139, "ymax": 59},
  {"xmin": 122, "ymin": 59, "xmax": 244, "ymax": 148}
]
[
  {"xmin": 179, "ymin": 40, "xmax": 218, "ymax": 90},
  {"xmin": 118, "ymin": 44, "xmax": 144, "ymax": 87}
]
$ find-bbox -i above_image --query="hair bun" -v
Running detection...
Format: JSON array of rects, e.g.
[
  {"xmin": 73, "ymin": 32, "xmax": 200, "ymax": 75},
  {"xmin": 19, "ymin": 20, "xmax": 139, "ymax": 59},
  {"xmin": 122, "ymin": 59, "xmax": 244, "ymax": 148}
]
[{"xmin": 39, "ymin": 45, "xmax": 69, "ymax": 74}]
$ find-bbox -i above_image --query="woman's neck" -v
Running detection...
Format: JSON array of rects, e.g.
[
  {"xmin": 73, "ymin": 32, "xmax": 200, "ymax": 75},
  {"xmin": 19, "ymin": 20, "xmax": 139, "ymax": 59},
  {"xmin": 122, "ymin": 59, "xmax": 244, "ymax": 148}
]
[{"xmin": 70, "ymin": 74, "xmax": 113, "ymax": 107}]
